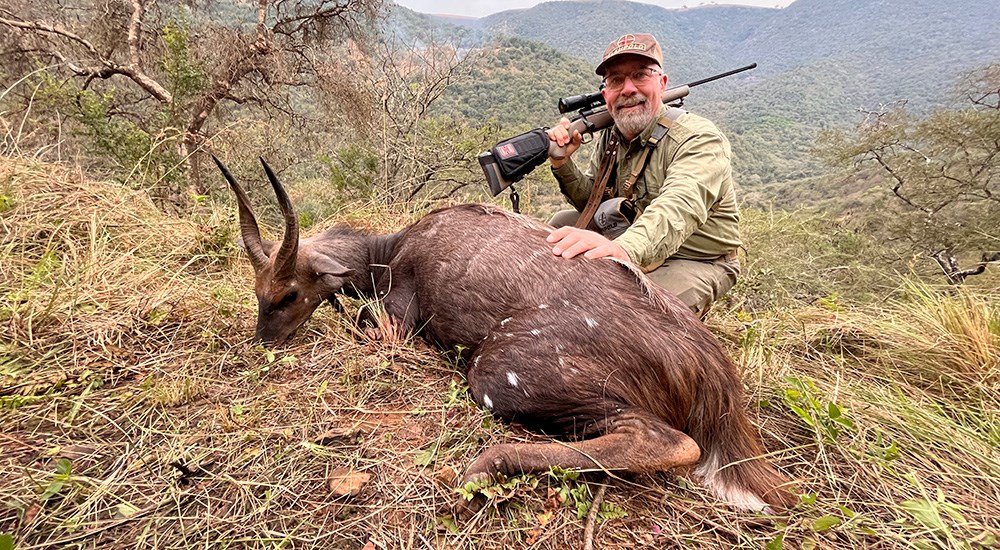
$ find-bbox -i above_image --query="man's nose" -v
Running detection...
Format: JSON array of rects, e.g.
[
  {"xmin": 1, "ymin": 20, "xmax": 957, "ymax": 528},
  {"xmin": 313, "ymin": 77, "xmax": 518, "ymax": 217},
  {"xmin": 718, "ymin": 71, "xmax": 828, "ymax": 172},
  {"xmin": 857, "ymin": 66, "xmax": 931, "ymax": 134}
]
[{"xmin": 620, "ymin": 76, "xmax": 639, "ymax": 94}]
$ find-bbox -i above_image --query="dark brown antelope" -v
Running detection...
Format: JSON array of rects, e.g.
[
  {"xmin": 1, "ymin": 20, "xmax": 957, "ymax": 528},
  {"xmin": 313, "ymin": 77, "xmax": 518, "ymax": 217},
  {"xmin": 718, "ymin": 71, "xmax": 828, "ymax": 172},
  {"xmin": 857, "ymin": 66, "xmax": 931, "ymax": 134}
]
[{"xmin": 217, "ymin": 156, "xmax": 794, "ymax": 513}]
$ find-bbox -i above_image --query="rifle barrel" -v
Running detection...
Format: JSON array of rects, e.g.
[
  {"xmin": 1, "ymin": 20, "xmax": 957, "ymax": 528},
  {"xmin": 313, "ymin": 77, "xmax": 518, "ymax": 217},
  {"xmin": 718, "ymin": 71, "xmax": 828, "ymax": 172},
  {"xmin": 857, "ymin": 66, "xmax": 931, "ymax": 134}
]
[{"xmin": 683, "ymin": 63, "xmax": 757, "ymax": 88}]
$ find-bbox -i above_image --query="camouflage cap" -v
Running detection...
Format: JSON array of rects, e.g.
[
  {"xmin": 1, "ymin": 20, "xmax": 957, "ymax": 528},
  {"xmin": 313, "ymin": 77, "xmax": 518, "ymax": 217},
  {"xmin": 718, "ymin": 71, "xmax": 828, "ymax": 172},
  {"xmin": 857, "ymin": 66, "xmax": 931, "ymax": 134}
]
[{"xmin": 596, "ymin": 33, "xmax": 663, "ymax": 76}]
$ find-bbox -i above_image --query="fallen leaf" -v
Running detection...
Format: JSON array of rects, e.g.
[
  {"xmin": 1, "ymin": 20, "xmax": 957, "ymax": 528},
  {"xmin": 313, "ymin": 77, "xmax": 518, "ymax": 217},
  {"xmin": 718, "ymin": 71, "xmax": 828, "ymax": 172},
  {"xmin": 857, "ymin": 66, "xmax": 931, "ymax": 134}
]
[
  {"xmin": 328, "ymin": 469, "xmax": 371, "ymax": 498},
  {"xmin": 434, "ymin": 465, "xmax": 458, "ymax": 486},
  {"xmin": 58, "ymin": 444, "xmax": 97, "ymax": 460}
]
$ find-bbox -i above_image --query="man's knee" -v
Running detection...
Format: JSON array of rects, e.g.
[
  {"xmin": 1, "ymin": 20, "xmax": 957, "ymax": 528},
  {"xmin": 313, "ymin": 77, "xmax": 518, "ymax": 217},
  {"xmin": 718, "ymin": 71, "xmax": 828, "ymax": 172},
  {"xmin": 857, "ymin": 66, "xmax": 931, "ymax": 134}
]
[
  {"xmin": 548, "ymin": 209, "xmax": 580, "ymax": 228},
  {"xmin": 645, "ymin": 258, "xmax": 737, "ymax": 316}
]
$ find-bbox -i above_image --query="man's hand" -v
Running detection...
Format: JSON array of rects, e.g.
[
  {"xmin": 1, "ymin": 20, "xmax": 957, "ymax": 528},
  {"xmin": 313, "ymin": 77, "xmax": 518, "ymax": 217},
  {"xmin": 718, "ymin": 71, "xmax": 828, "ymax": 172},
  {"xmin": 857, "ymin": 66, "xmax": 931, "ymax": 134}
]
[
  {"xmin": 546, "ymin": 226, "xmax": 631, "ymax": 262},
  {"xmin": 546, "ymin": 118, "xmax": 583, "ymax": 168}
]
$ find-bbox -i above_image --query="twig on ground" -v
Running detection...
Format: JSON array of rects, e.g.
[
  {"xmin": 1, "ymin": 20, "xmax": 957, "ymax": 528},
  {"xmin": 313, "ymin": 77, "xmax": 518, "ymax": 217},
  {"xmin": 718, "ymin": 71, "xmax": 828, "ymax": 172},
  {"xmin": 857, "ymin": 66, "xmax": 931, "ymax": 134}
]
[{"xmin": 583, "ymin": 482, "xmax": 608, "ymax": 550}]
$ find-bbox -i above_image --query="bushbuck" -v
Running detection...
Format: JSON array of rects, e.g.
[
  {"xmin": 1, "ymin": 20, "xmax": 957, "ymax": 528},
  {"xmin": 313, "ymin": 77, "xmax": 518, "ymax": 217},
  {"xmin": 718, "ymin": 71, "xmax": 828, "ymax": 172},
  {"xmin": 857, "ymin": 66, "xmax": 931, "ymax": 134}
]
[{"xmin": 217, "ymin": 157, "xmax": 793, "ymax": 513}]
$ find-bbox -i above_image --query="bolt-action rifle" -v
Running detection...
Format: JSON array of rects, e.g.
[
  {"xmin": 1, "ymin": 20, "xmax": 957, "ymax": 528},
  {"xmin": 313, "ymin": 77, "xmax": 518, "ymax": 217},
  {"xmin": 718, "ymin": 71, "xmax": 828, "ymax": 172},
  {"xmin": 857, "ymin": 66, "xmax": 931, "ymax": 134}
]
[{"xmin": 478, "ymin": 63, "xmax": 756, "ymax": 203}]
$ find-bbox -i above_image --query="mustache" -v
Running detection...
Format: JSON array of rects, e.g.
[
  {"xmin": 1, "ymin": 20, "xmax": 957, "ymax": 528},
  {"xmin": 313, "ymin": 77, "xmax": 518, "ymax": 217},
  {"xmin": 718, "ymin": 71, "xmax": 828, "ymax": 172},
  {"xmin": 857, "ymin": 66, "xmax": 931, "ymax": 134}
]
[{"xmin": 614, "ymin": 94, "xmax": 648, "ymax": 109}]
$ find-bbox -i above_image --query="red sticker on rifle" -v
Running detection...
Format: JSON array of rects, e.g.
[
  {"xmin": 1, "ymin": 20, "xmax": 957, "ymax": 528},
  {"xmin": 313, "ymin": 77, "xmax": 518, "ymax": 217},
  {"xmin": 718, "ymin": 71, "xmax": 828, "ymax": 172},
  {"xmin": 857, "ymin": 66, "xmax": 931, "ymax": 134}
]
[{"xmin": 497, "ymin": 143, "xmax": 517, "ymax": 159}]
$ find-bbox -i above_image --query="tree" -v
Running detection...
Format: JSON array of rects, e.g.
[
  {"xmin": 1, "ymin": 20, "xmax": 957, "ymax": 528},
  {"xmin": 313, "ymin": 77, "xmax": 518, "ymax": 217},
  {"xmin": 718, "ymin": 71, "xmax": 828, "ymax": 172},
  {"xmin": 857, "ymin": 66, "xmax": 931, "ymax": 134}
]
[
  {"xmin": 817, "ymin": 63, "xmax": 1000, "ymax": 284},
  {"xmin": 1, "ymin": 0, "xmax": 382, "ymax": 205},
  {"xmin": 324, "ymin": 33, "xmax": 499, "ymax": 205}
]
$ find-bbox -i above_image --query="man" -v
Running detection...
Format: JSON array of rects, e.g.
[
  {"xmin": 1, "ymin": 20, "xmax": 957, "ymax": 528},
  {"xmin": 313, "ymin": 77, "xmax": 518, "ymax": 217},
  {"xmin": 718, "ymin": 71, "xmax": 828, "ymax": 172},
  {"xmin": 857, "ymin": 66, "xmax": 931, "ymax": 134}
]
[{"xmin": 546, "ymin": 33, "xmax": 741, "ymax": 318}]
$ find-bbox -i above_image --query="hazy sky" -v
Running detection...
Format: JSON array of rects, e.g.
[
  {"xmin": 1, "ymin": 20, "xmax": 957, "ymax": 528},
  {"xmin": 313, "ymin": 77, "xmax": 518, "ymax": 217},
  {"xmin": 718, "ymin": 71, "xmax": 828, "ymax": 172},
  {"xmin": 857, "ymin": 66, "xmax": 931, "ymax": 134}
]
[{"xmin": 395, "ymin": 0, "xmax": 795, "ymax": 18}]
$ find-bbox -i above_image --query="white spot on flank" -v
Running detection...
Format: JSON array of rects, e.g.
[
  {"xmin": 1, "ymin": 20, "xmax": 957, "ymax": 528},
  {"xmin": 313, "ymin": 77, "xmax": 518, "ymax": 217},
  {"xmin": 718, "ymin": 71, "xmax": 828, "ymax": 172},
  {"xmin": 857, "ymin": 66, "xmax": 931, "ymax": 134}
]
[
  {"xmin": 585, "ymin": 317, "xmax": 598, "ymax": 328},
  {"xmin": 530, "ymin": 329, "xmax": 541, "ymax": 336},
  {"xmin": 483, "ymin": 394, "xmax": 494, "ymax": 409},
  {"xmin": 500, "ymin": 317, "xmax": 512, "ymax": 326},
  {"xmin": 507, "ymin": 371, "xmax": 519, "ymax": 387},
  {"xmin": 558, "ymin": 357, "xmax": 565, "ymax": 367},
  {"xmin": 473, "ymin": 356, "xmax": 480, "ymax": 367},
  {"xmin": 538, "ymin": 304, "xmax": 549, "ymax": 309}
]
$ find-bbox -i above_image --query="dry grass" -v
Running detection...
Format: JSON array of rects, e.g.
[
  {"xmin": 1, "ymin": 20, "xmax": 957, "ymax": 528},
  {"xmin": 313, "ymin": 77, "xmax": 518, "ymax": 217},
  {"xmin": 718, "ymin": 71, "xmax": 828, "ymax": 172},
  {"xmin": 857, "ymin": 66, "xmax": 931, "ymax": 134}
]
[{"xmin": 1, "ymin": 155, "xmax": 999, "ymax": 549}]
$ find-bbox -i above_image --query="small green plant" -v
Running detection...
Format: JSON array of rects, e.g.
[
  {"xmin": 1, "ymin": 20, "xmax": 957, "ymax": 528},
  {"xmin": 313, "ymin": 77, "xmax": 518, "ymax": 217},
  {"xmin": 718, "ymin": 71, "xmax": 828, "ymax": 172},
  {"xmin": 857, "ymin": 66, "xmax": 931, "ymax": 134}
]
[
  {"xmin": 444, "ymin": 378, "xmax": 468, "ymax": 407},
  {"xmin": 414, "ymin": 442, "xmax": 439, "ymax": 467},
  {"xmin": 895, "ymin": 473, "xmax": 992, "ymax": 549},
  {"xmin": 816, "ymin": 292, "xmax": 843, "ymax": 312},
  {"xmin": 547, "ymin": 468, "xmax": 626, "ymax": 521},
  {"xmin": 783, "ymin": 376, "xmax": 855, "ymax": 444},
  {"xmin": 241, "ymin": 347, "xmax": 297, "ymax": 381},
  {"xmin": 39, "ymin": 458, "xmax": 73, "ymax": 501},
  {"xmin": 457, "ymin": 473, "xmax": 539, "ymax": 503}
]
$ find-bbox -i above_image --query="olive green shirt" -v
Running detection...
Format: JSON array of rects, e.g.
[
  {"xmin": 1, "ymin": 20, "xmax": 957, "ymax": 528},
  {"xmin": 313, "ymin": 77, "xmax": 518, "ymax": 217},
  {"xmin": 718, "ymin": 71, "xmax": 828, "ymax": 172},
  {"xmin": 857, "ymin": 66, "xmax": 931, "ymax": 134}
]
[{"xmin": 552, "ymin": 105, "xmax": 741, "ymax": 267}]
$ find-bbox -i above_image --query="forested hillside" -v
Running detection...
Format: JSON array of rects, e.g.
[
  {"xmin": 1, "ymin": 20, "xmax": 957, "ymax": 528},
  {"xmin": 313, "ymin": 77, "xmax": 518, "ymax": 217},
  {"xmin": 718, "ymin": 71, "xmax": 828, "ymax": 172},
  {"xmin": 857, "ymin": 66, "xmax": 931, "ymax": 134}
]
[{"xmin": 418, "ymin": 0, "xmax": 1000, "ymax": 186}]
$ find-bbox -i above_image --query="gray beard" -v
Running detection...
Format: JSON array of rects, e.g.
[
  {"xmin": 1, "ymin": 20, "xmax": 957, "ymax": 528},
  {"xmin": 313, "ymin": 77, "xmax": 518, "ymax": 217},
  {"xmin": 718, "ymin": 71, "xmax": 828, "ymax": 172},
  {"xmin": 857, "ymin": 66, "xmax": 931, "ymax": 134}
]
[{"xmin": 611, "ymin": 94, "xmax": 657, "ymax": 138}]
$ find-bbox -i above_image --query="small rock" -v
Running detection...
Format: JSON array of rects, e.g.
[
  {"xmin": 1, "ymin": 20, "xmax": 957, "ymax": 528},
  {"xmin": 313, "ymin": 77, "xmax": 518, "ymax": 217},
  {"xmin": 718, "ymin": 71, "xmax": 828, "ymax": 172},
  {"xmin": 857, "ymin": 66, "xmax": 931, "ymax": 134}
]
[{"xmin": 328, "ymin": 468, "xmax": 371, "ymax": 497}]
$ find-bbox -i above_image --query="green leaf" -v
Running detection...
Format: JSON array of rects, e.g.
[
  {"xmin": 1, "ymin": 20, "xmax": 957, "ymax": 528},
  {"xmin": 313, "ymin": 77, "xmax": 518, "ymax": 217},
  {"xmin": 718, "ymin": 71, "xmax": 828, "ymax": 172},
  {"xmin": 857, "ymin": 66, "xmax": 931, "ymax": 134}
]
[
  {"xmin": 40, "ymin": 458, "xmax": 72, "ymax": 501},
  {"xmin": 437, "ymin": 516, "xmax": 459, "ymax": 534},
  {"xmin": 837, "ymin": 505, "xmax": 857, "ymax": 518},
  {"xmin": 597, "ymin": 502, "xmax": 627, "ymax": 521},
  {"xmin": 414, "ymin": 445, "xmax": 437, "ymax": 466},
  {"xmin": 765, "ymin": 534, "xmax": 784, "ymax": 550},
  {"xmin": 813, "ymin": 515, "xmax": 841, "ymax": 531},
  {"xmin": 901, "ymin": 498, "xmax": 947, "ymax": 532}
]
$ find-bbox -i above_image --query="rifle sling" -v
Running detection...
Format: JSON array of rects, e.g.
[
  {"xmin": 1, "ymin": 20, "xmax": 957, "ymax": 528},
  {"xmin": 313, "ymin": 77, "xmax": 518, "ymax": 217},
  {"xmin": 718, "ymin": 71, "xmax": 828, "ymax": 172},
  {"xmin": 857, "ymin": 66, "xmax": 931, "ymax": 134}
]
[
  {"xmin": 573, "ymin": 134, "xmax": 619, "ymax": 229},
  {"xmin": 574, "ymin": 109, "xmax": 683, "ymax": 229}
]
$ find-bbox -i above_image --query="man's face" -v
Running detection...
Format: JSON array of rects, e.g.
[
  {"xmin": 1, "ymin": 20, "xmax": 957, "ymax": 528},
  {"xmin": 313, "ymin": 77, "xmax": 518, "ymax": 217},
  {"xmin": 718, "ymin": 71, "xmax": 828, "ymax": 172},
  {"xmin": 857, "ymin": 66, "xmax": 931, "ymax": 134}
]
[{"xmin": 600, "ymin": 56, "xmax": 668, "ymax": 139}]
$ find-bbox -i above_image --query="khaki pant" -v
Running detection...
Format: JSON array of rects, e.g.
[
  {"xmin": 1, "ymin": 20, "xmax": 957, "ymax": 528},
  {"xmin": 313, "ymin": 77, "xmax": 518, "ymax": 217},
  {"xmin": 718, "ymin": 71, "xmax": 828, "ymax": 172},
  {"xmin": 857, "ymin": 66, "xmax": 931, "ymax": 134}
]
[{"xmin": 549, "ymin": 209, "xmax": 739, "ymax": 317}]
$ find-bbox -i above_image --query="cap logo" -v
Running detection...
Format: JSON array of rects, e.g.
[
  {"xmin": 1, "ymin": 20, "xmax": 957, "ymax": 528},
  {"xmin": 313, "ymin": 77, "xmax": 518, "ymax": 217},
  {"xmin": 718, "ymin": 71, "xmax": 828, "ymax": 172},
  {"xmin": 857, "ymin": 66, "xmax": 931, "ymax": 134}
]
[
  {"xmin": 617, "ymin": 34, "xmax": 636, "ymax": 48},
  {"xmin": 606, "ymin": 34, "xmax": 648, "ymax": 59}
]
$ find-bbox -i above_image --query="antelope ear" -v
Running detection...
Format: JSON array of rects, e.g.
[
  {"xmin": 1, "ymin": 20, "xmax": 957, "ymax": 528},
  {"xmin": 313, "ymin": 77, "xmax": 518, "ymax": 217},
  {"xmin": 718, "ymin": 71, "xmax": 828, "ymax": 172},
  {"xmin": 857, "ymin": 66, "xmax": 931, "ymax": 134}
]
[
  {"xmin": 312, "ymin": 256, "xmax": 355, "ymax": 278},
  {"xmin": 258, "ymin": 239, "xmax": 278, "ymax": 257}
]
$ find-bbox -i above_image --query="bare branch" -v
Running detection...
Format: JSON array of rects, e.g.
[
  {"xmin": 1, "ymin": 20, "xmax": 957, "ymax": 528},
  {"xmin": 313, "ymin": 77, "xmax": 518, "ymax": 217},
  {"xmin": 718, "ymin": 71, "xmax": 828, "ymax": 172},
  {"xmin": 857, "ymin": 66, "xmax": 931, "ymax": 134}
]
[{"xmin": 0, "ymin": 12, "xmax": 173, "ymax": 102}]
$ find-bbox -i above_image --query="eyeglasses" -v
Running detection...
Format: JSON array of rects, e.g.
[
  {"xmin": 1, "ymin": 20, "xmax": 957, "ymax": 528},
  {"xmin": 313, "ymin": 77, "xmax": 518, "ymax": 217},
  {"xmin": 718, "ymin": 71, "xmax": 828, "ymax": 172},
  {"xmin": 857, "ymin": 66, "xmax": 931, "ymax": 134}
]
[{"xmin": 603, "ymin": 67, "xmax": 661, "ymax": 90}]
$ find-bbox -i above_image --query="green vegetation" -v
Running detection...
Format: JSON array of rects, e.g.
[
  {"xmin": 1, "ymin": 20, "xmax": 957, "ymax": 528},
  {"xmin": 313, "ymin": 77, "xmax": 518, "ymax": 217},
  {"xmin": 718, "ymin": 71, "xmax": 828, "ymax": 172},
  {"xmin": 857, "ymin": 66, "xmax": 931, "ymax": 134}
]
[{"xmin": 1, "ymin": 0, "xmax": 998, "ymax": 547}]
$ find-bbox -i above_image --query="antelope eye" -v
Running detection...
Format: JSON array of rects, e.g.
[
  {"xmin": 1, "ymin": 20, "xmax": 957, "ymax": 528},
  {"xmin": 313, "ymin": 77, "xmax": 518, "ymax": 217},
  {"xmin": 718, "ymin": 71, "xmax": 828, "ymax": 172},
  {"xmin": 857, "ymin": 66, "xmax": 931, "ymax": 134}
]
[{"xmin": 277, "ymin": 291, "xmax": 298, "ymax": 308}]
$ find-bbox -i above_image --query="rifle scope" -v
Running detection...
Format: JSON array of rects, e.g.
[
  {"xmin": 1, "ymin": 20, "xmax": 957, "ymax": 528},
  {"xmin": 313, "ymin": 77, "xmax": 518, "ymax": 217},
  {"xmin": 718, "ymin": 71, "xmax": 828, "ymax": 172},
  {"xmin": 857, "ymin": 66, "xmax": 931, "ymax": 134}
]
[{"xmin": 558, "ymin": 87, "xmax": 606, "ymax": 114}]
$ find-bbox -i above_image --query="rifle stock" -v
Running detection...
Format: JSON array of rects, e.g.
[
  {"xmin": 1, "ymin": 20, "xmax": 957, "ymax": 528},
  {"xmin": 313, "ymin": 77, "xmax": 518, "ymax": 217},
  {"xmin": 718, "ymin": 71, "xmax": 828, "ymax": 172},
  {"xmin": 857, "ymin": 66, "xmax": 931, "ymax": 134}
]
[
  {"xmin": 480, "ymin": 64, "xmax": 754, "ymax": 197},
  {"xmin": 548, "ymin": 85, "xmax": 690, "ymax": 160}
]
